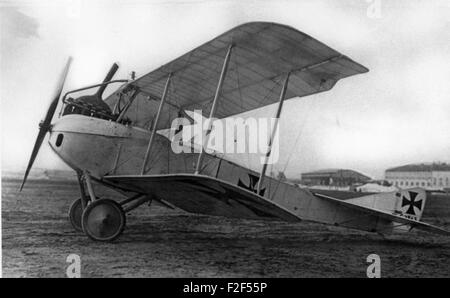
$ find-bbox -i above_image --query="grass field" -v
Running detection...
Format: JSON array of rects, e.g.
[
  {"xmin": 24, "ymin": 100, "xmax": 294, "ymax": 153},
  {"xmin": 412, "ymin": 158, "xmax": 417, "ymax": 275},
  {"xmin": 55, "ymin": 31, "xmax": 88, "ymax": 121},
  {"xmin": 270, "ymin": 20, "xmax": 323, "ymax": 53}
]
[{"xmin": 2, "ymin": 177, "xmax": 450, "ymax": 277}]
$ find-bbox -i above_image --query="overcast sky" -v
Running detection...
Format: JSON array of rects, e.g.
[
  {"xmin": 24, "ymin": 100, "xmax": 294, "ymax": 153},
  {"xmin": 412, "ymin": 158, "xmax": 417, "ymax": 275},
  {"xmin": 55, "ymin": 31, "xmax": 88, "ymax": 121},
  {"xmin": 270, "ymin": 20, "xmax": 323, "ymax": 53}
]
[{"xmin": 1, "ymin": 0, "xmax": 449, "ymax": 178}]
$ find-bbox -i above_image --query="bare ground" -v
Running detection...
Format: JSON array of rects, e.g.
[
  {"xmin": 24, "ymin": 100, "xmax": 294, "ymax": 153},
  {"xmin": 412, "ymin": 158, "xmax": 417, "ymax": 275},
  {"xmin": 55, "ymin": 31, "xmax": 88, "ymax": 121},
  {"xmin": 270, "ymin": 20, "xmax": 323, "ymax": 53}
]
[{"xmin": 2, "ymin": 178, "xmax": 450, "ymax": 277}]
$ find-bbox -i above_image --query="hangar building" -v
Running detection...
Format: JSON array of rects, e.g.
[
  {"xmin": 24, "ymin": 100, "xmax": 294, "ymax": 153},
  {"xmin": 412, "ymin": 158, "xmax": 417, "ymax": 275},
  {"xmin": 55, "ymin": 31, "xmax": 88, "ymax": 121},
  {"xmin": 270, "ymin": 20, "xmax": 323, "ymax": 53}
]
[{"xmin": 301, "ymin": 169, "xmax": 371, "ymax": 187}]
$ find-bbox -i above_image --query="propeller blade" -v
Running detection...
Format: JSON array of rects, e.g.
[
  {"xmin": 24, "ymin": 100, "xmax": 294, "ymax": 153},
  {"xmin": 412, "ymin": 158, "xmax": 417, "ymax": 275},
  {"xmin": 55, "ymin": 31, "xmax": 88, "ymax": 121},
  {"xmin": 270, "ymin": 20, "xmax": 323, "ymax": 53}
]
[
  {"xmin": 19, "ymin": 127, "xmax": 48, "ymax": 191},
  {"xmin": 20, "ymin": 57, "xmax": 72, "ymax": 191},
  {"xmin": 41, "ymin": 57, "xmax": 73, "ymax": 130}
]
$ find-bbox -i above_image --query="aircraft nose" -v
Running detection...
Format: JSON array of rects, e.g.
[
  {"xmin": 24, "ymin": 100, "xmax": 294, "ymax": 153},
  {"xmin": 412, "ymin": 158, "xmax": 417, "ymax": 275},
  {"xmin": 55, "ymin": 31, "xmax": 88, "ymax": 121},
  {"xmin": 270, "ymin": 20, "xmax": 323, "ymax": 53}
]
[
  {"xmin": 47, "ymin": 117, "xmax": 71, "ymax": 153},
  {"xmin": 46, "ymin": 114, "xmax": 123, "ymax": 177}
]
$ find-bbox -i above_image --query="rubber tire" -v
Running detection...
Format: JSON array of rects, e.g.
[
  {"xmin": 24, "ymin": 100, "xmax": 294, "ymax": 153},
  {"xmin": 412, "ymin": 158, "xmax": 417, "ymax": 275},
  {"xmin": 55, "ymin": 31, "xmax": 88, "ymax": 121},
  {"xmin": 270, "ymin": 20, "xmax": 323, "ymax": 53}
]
[
  {"xmin": 81, "ymin": 198, "xmax": 126, "ymax": 242},
  {"xmin": 68, "ymin": 198, "xmax": 84, "ymax": 232}
]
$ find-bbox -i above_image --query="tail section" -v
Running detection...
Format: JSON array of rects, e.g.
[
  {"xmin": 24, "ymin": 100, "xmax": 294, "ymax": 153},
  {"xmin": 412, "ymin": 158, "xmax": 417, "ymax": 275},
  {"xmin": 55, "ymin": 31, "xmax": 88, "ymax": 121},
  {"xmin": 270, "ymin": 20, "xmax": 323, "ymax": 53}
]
[
  {"xmin": 393, "ymin": 188, "xmax": 426, "ymax": 221},
  {"xmin": 313, "ymin": 188, "xmax": 449, "ymax": 236},
  {"xmin": 347, "ymin": 188, "xmax": 427, "ymax": 221}
]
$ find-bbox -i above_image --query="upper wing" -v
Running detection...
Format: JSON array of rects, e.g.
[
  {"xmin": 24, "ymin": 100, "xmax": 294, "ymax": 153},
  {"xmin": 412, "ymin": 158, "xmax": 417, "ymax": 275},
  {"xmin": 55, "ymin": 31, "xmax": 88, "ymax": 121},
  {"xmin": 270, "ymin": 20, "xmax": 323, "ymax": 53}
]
[
  {"xmin": 106, "ymin": 22, "xmax": 368, "ymax": 120},
  {"xmin": 313, "ymin": 193, "xmax": 450, "ymax": 236},
  {"xmin": 105, "ymin": 174, "xmax": 300, "ymax": 222}
]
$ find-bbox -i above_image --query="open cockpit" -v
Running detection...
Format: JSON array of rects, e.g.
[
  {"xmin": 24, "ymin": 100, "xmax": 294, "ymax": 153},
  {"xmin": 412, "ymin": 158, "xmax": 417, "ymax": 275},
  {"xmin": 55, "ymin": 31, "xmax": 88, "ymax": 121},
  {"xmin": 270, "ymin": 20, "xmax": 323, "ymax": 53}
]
[
  {"xmin": 60, "ymin": 62, "xmax": 135, "ymax": 124},
  {"xmin": 59, "ymin": 64, "xmax": 187, "ymax": 130}
]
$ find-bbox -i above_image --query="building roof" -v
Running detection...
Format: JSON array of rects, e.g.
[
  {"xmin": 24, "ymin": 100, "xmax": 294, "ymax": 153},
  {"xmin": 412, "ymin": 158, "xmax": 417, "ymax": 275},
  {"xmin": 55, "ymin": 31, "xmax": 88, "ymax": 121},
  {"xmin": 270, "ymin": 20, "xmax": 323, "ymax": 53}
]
[
  {"xmin": 302, "ymin": 168, "xmax": 343, "ymax": 175},
  {"xmin": 386, "ymin": 163, "xmax": 450, "ymax": 172},
  {"xmin": 302, "ymin": 168, "xmax": 371, "ymax": 179}
]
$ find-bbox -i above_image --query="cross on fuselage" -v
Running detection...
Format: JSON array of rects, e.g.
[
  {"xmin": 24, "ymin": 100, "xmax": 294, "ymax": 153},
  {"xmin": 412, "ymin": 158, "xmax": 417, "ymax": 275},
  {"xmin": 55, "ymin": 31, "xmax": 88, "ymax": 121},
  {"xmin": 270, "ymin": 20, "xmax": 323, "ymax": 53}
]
[
  {"xmin": 238, "ymin": 174, "xmax": 266, "ymax": 196},
  {"xmin": 401, "ymin": 191, "xmax": 423, "ymax": 215}
]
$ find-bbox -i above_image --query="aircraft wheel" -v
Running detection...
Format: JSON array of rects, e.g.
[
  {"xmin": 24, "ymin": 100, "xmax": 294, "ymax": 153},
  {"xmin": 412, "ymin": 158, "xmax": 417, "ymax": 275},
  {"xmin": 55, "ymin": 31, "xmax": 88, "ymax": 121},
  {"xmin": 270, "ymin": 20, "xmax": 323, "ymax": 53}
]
[
  {"xmin": 82, "ymin": 198, "xmax": 126, "ymax": 242},
  {"xmin": 68, "ymin": 198, "xmax": 84, "ymax": 232}
]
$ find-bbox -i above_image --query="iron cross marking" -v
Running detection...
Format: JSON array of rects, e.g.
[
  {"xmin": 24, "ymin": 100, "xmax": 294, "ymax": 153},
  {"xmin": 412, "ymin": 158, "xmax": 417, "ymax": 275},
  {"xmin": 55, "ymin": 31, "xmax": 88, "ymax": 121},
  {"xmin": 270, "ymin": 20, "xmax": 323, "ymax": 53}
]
[
  {"xmin": 238, "ymin": 174, "xmax": 266, "ymax": 196},
  {"xmin": 401, "ymin": 191, "xmax": 423, "ymax": 216}
]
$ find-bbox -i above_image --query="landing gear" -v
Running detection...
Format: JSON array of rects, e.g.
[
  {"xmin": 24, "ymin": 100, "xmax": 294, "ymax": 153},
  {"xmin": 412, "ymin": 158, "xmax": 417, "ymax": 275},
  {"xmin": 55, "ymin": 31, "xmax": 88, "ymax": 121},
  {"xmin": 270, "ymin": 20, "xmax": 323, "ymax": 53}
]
[
  {"xmin": 69, "ymin": 170, "xmax": 152, "ymax": 241},
  {"xmin": 68, "ymin": 198, "xmax": 84, "ymax": 232},
  {"xmin": 82, "ymin": 198, "xmax": 126, "ymax": 242},
  {"xmin": 70, "ymin": 171, "xmax": 129, "ymax": 241}
]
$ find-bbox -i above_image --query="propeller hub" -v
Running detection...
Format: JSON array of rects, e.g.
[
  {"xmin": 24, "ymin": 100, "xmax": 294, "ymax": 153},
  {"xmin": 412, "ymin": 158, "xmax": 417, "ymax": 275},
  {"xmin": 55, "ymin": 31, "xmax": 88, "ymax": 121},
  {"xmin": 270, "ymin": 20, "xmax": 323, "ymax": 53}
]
[{"xmin": 38, "ymin": 121, "xmax": 52, "ymax": 131}]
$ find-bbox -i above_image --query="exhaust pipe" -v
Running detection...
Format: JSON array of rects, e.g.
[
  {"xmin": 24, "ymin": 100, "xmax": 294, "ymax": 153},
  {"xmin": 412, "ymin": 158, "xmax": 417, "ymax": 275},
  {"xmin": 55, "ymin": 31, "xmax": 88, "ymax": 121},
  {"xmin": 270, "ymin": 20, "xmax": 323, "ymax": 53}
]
[{"xmin": 96, "ymin": 63, "xmax": 119, "ymax": 99}]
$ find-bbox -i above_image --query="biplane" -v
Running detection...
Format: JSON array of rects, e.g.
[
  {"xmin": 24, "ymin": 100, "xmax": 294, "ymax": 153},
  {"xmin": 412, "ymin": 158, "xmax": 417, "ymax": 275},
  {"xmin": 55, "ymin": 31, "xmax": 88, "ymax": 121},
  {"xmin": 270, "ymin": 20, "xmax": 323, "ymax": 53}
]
[{"xmin": 21, "ymin": 22, "xmax": 450, "ymax": 241}]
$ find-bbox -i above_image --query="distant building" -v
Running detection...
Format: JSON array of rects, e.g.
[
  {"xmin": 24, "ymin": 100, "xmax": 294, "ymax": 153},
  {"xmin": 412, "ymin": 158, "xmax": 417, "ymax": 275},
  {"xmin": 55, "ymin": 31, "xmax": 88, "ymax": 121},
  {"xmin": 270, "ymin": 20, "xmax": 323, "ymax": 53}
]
[
  {"xmin": 355, "ymin": 183, "xmax": 397, "ymax": 193},
  {"xmin": 301, "ymin": 169, "xmax": 371, "ymax": 187},
  {"xmin": 385, "ymin": 162, "xmax": 450, "ymax": 191}
]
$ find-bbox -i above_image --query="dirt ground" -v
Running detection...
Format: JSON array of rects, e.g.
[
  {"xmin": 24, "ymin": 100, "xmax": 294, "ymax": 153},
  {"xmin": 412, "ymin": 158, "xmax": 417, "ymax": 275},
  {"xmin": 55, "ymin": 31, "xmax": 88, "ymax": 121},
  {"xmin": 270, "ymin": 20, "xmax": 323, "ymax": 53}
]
[{"xmin": 2, "ymin": 177, "xmax": 450, "ymax": 277}]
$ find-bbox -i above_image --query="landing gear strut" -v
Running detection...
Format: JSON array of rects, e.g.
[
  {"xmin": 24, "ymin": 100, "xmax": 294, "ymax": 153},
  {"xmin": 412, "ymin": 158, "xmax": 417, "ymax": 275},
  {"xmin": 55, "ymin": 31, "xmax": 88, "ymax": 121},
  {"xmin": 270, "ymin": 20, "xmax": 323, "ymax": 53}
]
[{"xmin": 68, "ymin": 172, "xmax": 91, "ymax": 232}]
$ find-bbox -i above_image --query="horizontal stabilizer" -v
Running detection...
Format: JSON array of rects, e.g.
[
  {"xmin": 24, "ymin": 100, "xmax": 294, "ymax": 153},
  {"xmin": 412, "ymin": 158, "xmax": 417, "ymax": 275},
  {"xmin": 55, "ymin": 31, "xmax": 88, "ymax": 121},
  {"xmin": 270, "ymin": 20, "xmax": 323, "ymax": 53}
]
[{"xmin": 314, "ymin": 193, "xmax": 450, "ymax": 236}]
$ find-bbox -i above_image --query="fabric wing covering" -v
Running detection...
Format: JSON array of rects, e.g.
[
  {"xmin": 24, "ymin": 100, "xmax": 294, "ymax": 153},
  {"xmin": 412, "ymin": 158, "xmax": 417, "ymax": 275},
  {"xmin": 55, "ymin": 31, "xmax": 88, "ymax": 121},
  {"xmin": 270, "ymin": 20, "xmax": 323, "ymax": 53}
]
[{"xmin": 106, "ymin": 22, "xmax": 368, "ymax": 124}]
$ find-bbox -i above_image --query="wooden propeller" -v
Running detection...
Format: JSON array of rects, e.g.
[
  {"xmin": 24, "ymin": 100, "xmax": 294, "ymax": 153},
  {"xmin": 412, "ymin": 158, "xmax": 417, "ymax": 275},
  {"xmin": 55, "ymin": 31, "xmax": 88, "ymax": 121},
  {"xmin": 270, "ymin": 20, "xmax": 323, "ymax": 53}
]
[{"xmin": 20, "ymin": 57, "xmax": 72, "ymax": 191}]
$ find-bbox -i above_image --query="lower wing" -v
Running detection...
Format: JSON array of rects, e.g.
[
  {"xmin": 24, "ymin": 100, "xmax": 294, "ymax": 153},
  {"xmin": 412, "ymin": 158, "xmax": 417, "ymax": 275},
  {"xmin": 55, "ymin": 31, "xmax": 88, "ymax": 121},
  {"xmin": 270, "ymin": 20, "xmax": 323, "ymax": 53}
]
[
  {"xmin": 105, "ymin": 174, "xmax": 300, "ymax": 222},
  {"xmin": 104, "ymin": 174, "xmax": 450, "ymax": 236}
]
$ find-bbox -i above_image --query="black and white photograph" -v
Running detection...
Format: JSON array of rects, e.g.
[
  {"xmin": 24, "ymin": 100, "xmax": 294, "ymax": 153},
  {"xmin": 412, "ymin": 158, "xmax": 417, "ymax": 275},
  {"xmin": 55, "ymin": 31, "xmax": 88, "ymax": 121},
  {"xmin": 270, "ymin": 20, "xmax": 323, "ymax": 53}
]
[{"xmin": 1, "ymin": 0, "xmax": 449, "ymax": 281}]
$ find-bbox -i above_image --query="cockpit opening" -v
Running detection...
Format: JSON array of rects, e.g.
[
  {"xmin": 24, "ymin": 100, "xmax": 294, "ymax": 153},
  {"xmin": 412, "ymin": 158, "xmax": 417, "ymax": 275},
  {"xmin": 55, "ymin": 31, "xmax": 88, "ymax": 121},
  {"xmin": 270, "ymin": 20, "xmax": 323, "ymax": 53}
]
[
  {"xmin": 60, "ymin": 62, "xmax": 135, "ymax": 125},
  {"xmin": 62, "ymin": 94, "xmax": 133, "ymax": 125}
]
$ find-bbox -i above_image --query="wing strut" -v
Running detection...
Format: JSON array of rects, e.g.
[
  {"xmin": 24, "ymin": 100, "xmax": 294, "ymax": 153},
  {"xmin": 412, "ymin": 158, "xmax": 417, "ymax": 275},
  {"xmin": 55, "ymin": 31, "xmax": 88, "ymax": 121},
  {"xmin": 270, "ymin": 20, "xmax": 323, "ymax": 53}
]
[
  {"xmin": 195, "ymin": 44, "xmax": 234, "ymax": 174},
  {"xmin": 257, "ymin": 72, "xmax": 291, "ymax": 195},
  {"xmin": 141, "ymin": 73, "xmax": 172, "ymax": 174}
]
